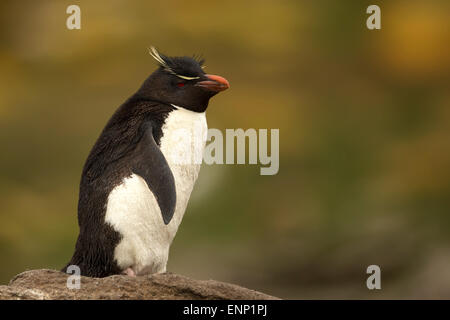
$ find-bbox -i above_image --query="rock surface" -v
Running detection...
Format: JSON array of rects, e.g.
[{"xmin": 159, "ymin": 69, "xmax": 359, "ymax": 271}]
[{"xmin": 0, "ymin": 269, "xmax": 278, "ymax": 300}]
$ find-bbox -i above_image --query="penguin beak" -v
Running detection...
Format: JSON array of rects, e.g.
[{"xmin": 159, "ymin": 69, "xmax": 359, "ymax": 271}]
[{"xmin": 195, "ymin": 74, "xmax": 230, "ymax": 92}]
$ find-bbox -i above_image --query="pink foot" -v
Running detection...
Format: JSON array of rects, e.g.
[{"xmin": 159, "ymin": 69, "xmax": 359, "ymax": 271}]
[{"xmin": 122, "ymin": 267, "xmax": 136, "ymax": 277}]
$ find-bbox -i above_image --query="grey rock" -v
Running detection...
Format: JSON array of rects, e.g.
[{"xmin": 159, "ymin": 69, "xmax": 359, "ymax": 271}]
[{"xmin": 0, "ymin": 269, "xmax": 279, "ymax": 300}]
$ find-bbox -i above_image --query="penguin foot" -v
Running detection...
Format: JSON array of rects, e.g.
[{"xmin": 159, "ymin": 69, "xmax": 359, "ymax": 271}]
[{"xmin": 122, "ymin": 267, "xmax": 136, "ymax": 277}]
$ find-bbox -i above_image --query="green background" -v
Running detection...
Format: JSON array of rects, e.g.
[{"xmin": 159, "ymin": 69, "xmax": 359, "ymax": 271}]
[{"xmin": 0, "ymin": 0, "xmax": 449, "ymax": 298}]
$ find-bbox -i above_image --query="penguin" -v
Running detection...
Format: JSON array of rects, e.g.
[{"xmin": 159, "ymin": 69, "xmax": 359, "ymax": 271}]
[{"xmin": 63, "ymin": 47, "xmax": 229, "ymax": 277}]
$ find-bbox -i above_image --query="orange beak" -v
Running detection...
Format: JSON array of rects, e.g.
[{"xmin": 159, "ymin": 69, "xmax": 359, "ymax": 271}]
[{"xmin": 195, "ymin": 74, "xmax": 230, "ymax": 92}]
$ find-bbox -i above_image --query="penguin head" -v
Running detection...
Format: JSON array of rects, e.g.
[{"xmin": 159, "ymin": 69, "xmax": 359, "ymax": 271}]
[{"xmin": 137, "ymin": 47, "xmax": 229, "ymax": 113}]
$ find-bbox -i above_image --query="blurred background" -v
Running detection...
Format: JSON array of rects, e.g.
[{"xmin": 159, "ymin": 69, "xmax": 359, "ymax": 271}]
[{"xmin": 0, "ymin": 0, "xmax": 449, "ymax": 299}]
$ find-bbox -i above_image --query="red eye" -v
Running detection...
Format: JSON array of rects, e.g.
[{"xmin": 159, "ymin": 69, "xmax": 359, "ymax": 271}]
[{"xmin": 177, "ymin": 83, "xmax": 185, "ymax": 88}]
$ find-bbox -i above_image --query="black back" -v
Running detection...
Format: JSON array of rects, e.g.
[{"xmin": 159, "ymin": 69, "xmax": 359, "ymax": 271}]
[{"xmin": 63, "ymin": 96, "xmax": 175, "ymax": 277}]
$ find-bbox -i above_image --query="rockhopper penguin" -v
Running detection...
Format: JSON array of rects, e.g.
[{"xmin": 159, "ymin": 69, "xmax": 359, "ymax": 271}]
[{"xmin": 63, "ymin": 47, "xmax": 229, "ymax": 277}]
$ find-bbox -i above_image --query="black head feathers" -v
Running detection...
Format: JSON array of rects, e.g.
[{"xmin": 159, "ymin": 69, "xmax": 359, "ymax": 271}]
[{"xmin": 148, "ymin": 47, "xmax": 205, "ymax": 80}]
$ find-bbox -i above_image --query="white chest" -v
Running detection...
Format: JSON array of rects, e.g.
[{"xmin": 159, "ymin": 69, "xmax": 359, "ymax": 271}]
[
  {"xmin": 159, "ymin": 106, "xmax": 208, "ymax": 231},
  {"xmin": 104, "ymin": 106, "xmax": 207, "ymax": 275}
]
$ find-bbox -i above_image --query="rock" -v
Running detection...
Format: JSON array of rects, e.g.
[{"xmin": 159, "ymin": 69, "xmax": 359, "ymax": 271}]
[{"xmin": 0, "ymin": 269, "xmax": 279, "ymax": 300}]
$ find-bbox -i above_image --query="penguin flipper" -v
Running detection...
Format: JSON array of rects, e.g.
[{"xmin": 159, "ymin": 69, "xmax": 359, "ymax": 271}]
[{"xmin": 132, "ymin": 121, "xmax": 176, "ymax": 225}]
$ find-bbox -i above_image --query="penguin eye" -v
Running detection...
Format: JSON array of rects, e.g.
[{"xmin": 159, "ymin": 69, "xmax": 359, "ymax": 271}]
[{"xmin": 177, "ymin": 83, "xmax": 185, "ymax": 88}]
